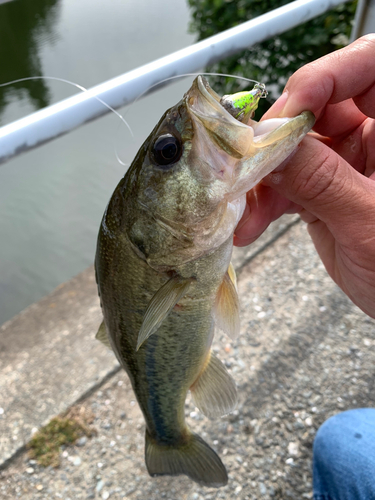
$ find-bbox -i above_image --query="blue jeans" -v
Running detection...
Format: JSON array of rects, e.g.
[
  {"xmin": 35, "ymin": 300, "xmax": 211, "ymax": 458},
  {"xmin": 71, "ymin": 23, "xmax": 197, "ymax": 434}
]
[{"xmin": 313, "ymin": 408, "xmax": 375, "ymax": 500}]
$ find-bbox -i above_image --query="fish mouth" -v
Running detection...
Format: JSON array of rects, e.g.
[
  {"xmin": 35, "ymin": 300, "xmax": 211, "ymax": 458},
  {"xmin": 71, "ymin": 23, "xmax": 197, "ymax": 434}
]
[
  {"xmin": 186, "ymin": 76, "xmax": 315, "ymax": 195},
  {"xmin": 186, "ymin": 75, "xmax": 315, "ymax": 162}
]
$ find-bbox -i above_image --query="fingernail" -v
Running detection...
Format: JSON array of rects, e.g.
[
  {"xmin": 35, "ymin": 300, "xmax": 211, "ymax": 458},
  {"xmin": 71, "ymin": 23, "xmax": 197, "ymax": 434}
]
[
  {"xmin": 262, "ymin": 91, "xmax": 288, "ymax": 120},
  {"xmin": 273, "ymin": 91, "xmax": 289, "ymax": 115},
  {"xmin": 276, "ymin": 91, "xmax": 289, "ymax": 116}
]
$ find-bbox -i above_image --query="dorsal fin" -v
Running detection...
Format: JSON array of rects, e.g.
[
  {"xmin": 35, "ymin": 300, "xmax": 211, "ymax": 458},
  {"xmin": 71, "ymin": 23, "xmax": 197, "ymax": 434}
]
[
  {"xmin": 136, "ymin": 276, "xmax": 193, "ymax": 351},
  {"xmin": 212, "ymin": 270, "xmax": 240, "ymax": 339},
  {"xmin": 227, "ymin": 261, "xmax": 237, "ymax": 289}
]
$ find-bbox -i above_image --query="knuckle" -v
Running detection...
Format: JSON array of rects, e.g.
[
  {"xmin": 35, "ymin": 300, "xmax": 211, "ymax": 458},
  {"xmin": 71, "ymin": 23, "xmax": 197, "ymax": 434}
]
[
  {"xmin": 285, "ymin": 64, "xmax": 315, "ymax": 92},
  {"xmin": 285, "ymin": 60, "xmax": 335, "ymax": 108},
  {"xmin": 356, "ymin": 33, "xmax": 375, "ymax": 48}
]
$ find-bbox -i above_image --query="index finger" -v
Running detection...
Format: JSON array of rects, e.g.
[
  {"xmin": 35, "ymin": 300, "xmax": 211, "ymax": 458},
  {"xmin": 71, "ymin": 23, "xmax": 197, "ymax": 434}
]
[{"xmin": 274, "ymin": 34, "xmax": 375, "ymax": 119}]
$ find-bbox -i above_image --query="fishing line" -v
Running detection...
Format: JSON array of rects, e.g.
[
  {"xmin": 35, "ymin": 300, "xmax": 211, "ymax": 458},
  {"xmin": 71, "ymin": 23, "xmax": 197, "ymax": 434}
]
[
  {"xmin": 128, "ymin": 72, "xmax": 265, "ymax": 109},
  {"xmin": 1, "ymin": 73, "xmax": 268, "ymax": 166},
  {"xmin": 0, "ymin": 76, "xmax": 133, "ymax": 137},
  {"xmin": 0, "ymin": 75, "xmax": 134, "ymax": 166},
  {"xmin": 118, "ymin": 72, "xmax": 268, "ymax": 165}
]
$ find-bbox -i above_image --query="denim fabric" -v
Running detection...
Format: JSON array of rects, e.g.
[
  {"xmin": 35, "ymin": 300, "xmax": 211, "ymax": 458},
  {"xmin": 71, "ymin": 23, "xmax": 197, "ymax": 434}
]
[{"xmin": 313, "ymin": 409, "xmax": 375, "ymax": 500}]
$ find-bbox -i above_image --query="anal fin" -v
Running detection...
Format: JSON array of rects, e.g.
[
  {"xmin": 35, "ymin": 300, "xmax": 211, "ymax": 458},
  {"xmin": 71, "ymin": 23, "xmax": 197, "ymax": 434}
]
[{"xmin": 190, "ymin": 351, "xmax": 237, "ymax": 418}]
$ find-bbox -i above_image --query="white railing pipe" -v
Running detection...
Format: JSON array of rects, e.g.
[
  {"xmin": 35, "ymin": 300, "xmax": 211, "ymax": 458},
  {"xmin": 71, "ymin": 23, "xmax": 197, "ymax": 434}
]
[{"xmin": 0, "ymin": 0, "xmax": 350, "ymax": 164}]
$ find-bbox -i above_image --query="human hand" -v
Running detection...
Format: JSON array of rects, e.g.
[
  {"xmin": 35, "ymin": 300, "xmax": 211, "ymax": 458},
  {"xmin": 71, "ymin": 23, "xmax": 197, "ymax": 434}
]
[{"xmin": 234, "ymin": 34, "xmax": 375, "ymax": 318}]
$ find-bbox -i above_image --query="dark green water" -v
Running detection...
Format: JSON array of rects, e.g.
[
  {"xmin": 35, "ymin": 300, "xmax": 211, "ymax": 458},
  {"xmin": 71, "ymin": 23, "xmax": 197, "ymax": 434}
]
[{"xmin": 0, "ymin": 0, "xmax": 196, "ymax": 324}]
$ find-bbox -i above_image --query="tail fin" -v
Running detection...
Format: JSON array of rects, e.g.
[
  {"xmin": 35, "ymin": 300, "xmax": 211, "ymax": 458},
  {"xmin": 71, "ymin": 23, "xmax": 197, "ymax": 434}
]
[{"xmin": 145, "ymin": 429, "xmax": 227, "ymax": 487}]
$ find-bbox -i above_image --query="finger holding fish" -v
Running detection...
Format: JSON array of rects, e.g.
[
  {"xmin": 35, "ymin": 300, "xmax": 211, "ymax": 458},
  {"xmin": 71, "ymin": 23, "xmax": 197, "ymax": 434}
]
[
  {"xmin": 234, "ymin": 183, "xmax": 301, "ymax": 247},
  {"xmin": 235, "ymin": 35, "xmax": 375, "ymax": 254},
  {"xmin": 265, "ymin": 34, "xmax": 375, "ymax": 121}
]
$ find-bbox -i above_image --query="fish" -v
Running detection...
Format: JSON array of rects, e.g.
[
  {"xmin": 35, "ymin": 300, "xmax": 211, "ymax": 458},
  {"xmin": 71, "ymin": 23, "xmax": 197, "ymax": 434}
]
[{"xmin": 95, "ymin": 76, "xmax": 315, "ymax": 487}]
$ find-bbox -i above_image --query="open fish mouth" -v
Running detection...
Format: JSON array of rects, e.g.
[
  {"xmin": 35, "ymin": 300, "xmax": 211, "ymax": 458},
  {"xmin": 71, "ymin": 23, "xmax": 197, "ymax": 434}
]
[
  {"xmin": 186, "ymin": 75, "xmax": 315, "ymax": 196},
  {"xmin": 186, "ymin": 75, "xmax": 314, "ymax": 156}
]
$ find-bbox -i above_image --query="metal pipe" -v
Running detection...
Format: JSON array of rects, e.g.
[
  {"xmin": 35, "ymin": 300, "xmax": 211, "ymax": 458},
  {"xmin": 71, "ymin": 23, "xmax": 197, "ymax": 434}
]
[
  {"xmin": 350, "ymin": 0, "xmax": 368, "ymax": 41},
  {"xmin": 0, "ymin": 0, "xmax": 350, "ymax": 164},
  {"xmin": 350, "ymin": 0, "xmax": 375, "ymax": 41}
]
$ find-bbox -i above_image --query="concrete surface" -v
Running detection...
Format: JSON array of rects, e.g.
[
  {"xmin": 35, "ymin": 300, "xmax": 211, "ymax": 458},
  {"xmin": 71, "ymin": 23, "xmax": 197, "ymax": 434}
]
[
  {"xmin": 0, "ymin": 268, "xmax": 119, "ymax": 467},
  {"xmin": 1, "ymin": 215, "xmax": 374, "ymax": 500},
  {"xmin": 0, "ymin": 213, "xmax": 297, "ymax": 468}
]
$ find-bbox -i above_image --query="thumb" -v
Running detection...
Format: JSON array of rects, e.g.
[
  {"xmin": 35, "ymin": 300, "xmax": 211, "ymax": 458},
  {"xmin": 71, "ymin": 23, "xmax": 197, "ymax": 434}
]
[{"xmin": 263, "ymin": 135, "xmax": 375, "ymax": 246}]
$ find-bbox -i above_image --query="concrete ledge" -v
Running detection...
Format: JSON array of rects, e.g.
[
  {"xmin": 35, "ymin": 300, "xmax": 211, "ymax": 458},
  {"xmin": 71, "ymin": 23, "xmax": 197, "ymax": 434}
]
[
  {"xmin": 1, "ymin": 220, "xmax": 374, "ymax": 499},
  {"xmin": 0, "ymin": 214, "xmax": 299, "ymax": 468},
  {"xmin": 0, "ymin": 267, "xmax": 119, "ymax": 467}
]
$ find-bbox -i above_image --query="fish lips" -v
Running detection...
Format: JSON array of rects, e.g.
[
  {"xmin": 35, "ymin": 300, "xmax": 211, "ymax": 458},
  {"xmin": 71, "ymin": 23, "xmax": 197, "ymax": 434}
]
[
  {"xmin": 187, "ymin": 75, "xmax": 254, "ymax": 160},
  {"xmin": 186, "ymin": 75, "xmax": 315, "ymax": 170}
]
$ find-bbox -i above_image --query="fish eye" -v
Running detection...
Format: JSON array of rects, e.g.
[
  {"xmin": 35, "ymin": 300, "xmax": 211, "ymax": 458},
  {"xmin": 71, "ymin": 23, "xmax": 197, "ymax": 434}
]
[{"xmin": 152, "ymin": 134, "xmax": 182, "ymax": 167}]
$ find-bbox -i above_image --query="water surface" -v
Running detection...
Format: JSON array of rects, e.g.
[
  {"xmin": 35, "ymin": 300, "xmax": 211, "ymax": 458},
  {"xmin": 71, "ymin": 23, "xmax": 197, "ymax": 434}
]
[{"xmin": 0, "ymin": 0, "xmax": 196, "ymax": 323}]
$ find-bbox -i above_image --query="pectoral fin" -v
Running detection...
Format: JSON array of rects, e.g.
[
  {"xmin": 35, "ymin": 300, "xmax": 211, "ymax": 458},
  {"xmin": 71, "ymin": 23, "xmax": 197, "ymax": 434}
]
[
  {"xmin": 212, "ymin": 270, "xmax": 240, "ymax": 339},
  {"xmin": 190, "ymin": 351, "xmax": 237, "ymax": 418},
  {"xmin": 95, "ymin": 320, "xmax": 112, "ymax": 350},
  {"xmin": 136, "ymin": 276, "xmax": 192, "ymax": 351}
]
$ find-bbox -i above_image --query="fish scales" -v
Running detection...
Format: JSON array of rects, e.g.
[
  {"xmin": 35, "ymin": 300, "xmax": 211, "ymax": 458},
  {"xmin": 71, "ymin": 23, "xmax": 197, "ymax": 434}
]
[
  {"xmin": 95, "ymin": 76, "xmax": 315, "ymax": 487},
  {"xmin": 97, "ymin": 181, "xmax": 232, "ymax": 439}
]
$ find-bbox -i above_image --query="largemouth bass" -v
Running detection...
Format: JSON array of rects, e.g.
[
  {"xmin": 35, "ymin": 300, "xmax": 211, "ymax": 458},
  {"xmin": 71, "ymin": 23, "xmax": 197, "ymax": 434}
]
[{"xmin": 95, "ymin": 76, "xmax": 314, "ymax": 487}]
